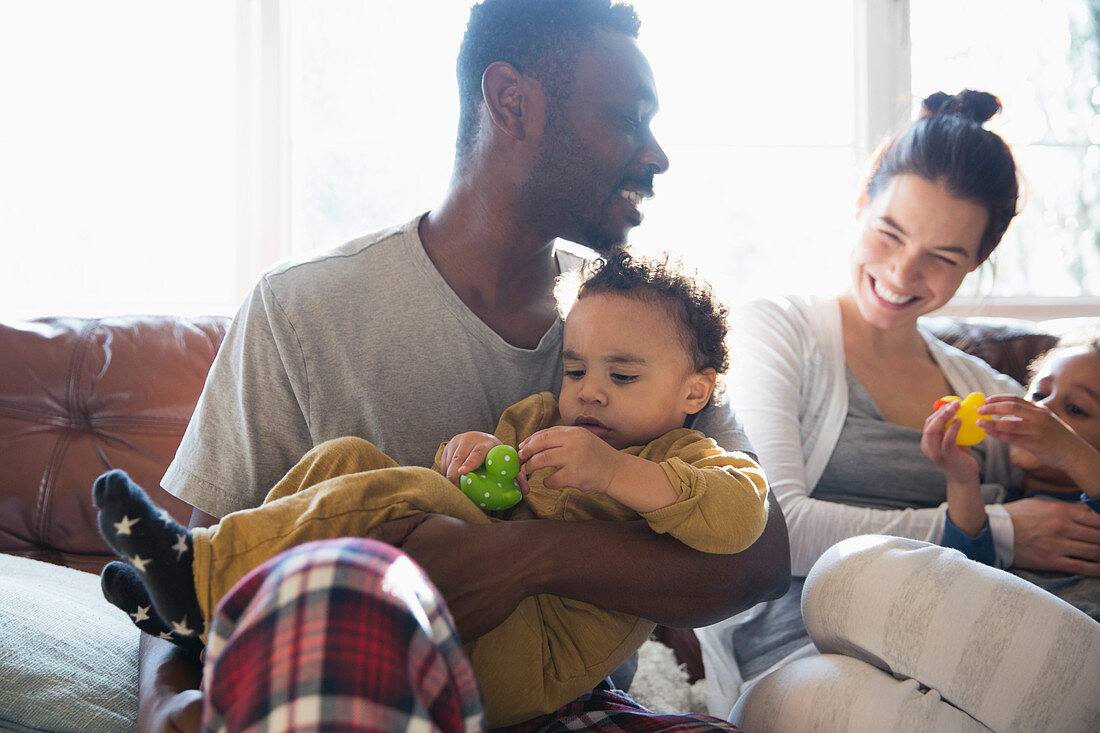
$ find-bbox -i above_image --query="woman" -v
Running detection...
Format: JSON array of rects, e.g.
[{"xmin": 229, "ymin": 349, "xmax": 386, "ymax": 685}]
[{"xmin": 712, "ymin": 91, "xmax": 1100, "ymax": 732}]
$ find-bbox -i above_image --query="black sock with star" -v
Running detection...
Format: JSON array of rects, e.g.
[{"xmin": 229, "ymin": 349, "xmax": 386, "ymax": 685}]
[
  {"xmin": 100, "ymin": 561, "xmax": 204, "ymax": 660},
  {"xmin": 93, "ymin": 469, "xmax": 204, "ymax": 639}
]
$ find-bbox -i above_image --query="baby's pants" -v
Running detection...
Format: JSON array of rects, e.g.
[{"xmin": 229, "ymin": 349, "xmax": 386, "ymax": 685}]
[{"xmin": 192, "ymin": 437, "xmax": 651, "ymax": 727}]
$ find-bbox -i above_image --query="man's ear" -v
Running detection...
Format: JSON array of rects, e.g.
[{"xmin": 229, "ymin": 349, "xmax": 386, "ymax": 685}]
[
  {"xmin": 482, "ymin": 61, "xmax": 540, "ymax": 142},
  {"xmin": 684, "ymin": 369, "xmax": 717, "ymax": 415}
]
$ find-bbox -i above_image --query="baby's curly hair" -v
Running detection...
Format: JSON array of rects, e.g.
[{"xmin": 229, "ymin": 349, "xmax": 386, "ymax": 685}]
[{"xmin": 556, "ymin": 250, "xmax": 730, "ymax": 397}]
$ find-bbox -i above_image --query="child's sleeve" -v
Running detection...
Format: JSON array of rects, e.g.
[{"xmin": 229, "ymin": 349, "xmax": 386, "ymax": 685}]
[
  {"xmin": 638, "ymin": 431, "xmax": 770, "ymax": 554},
  {"xmin": 941, "ymin": 516, "xmax": 996, "ymax": 565}
]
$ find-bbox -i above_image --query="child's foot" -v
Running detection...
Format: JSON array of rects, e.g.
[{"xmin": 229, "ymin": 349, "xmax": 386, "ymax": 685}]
[
  {"xmin": 100, "ymin": 561, "xmax": 204, "ymax": 660},
  {"xmin": 93, "ymin": 469, "xmax": 204, "ymax": 638}
]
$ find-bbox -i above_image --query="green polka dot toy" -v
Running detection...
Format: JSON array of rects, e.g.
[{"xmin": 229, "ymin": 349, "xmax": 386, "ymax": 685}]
[{"xmin": 460, "ymin": 444, "xmax": 523, "ymax": 511}]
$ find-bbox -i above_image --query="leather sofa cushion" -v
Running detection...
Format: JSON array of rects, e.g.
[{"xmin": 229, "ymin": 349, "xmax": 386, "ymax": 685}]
[{"xmin": 0, "ymin": 315, "xmax": 229, "ymax": 573}]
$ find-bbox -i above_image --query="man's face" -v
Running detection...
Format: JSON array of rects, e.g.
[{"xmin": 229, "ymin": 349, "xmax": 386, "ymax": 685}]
[{"xmin": 523, "ymin": 29, "xmax": 669, "ymax": 253}]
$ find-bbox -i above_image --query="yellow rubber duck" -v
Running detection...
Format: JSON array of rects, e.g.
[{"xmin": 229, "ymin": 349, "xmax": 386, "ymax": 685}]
[{"xmin": 933, "ymin": 392, "xmax": 987, "ymax": 446}]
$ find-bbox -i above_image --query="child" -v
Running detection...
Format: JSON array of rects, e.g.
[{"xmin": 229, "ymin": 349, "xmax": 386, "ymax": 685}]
[
  {"xmin": 922, "ymin": 328, "xmax": 1100, "ymax": 619},
  {"xmin": 93, "ymin": 251, "xmax": 771, "ymax": 726}
]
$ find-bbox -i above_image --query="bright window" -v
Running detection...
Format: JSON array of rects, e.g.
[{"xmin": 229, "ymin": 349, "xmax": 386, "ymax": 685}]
[
  {"xmin": 2, "ymin": 1, "xmax": 1097, "ymax": 320},
  {"xmin": 910, "ymin": 0, "xmax": 1100, "ymax": 299},
  {"xmin": 0, "ymin": 1, "xmax": 237, "ymax": 319}
]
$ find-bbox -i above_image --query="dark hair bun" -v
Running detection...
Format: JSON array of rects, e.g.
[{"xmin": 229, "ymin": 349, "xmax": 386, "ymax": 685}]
[{"xmin": 921, "ymin": 89, "xmax": 1002, "ymax": 124}]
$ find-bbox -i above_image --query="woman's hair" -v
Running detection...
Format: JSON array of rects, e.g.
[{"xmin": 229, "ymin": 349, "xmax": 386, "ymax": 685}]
[
  {"xmin": 862, "ymin": 89, "xmax": 1019, "ymax": 263},
  {"xmin": 556, "ymin": 250, "xmax": 730, "ymax": 383},
  {"xmin": 1027, "ymin": 326, "xmax": 1100, "ymax": 382}
]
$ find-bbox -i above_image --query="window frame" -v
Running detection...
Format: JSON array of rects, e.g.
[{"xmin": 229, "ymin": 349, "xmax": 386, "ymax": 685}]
[{"xmin": 241, "ymin": 0, "xmax": 1095, "ymax": 320}]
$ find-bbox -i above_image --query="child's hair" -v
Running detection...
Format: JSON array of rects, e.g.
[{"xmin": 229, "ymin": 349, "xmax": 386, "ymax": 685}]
[
  {"xmin": 556, "ymin": 250, "xmax": 730, "ymax": 392},
  {"xmin": 1027, "ymin": 326, "xmax": 1100, "ymax": 382}
]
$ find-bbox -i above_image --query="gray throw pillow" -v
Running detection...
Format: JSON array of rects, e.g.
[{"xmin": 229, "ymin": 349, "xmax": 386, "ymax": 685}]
[{"xmin": 0, "ymin": 554, "xmax": 137, "ymax": 732}]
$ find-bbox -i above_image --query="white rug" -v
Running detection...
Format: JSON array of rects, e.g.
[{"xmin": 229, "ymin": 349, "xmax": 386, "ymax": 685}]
[{"xmin": 627, "ymin": 638, "xmax": 708, "ymax": 715}]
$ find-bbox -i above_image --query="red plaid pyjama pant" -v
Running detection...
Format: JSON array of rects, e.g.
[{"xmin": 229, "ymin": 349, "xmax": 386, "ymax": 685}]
[{"xmin": 202, "ymin": 538, "xmax": 742, "ymax": 733}]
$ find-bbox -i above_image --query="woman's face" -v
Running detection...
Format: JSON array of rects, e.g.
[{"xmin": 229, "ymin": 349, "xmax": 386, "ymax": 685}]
[{"xmin": 848, "ymin": 174, "xmax": 988, "ymax": 331}]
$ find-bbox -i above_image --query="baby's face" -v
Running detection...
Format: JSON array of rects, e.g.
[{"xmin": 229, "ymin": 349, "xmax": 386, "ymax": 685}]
[
  {"xmin": 558, "ymin": 292, "xmax": 713, "ymax": 450},
  {"xmin": 1011, "ymin": 347, "xmax": 1100, "ymax": 473}
]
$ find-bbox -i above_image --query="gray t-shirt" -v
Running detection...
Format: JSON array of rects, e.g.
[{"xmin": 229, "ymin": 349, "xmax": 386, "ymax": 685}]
[{"xmin": 164, "ymin": 215, "xmax": 751, "ymax": 518}]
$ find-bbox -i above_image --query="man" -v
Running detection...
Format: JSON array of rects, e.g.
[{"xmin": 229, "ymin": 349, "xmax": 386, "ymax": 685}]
[{"xmin": 142, "ymin": 1, "xmax": 791, "ymax": 729}]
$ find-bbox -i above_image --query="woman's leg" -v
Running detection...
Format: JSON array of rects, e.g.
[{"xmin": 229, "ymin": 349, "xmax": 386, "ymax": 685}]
[
  {"xmin": 734, "ymin": 535, "xmax": 1100, "ymax": 733},
  {"xmin": 731, "ymin": 653, "xmax": 992, "ymax": 732},
  {"xmin": 202, "ymin": 538, "xmax": 486, "ymax": 732}
]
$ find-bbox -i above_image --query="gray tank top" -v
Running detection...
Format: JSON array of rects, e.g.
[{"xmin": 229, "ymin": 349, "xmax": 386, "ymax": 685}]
[{"xmin": 814, "ymin": 366, "xmax": 990, "ymax": 507}]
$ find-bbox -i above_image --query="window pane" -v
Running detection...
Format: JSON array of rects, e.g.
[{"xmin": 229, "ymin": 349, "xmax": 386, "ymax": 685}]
[
  {"xmin": 288, "ymin": 0, "xmax": 860, "ymax": 302},
  {"xmin": 289, "ymin": 0, "xmax": 472, "ymax": 252},
  {"xmin": 0, "ymin": 1, "xmax": 238, "ymax": 319},
  {"xmin": 910, "ymin": 0, "xmax": 1100, "ymax": 297}
]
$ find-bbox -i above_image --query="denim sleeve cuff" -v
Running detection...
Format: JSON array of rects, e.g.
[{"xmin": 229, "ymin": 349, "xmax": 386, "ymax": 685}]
[
  {"xmin": 1083, "ymin": 493, "xmax": 1100, "ymax": 514},
  {"xmin": 942, "ymin": 514, "xmax": 996, "ymax": 566}
]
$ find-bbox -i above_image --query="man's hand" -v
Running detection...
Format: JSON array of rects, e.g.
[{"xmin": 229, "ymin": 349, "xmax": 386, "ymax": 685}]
[{"xmin": 367, "ymin": 514, "xmax": 529, "ymax": 641}]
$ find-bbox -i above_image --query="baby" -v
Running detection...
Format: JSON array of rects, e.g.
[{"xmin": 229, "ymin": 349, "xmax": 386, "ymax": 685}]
[
  {"xmin": 93, "ymin": 250, "xmax": 770, "ymax": 726},
  {"xmin": 923, "ymin": 328, "xmax": 1100, "ymax": 618}
]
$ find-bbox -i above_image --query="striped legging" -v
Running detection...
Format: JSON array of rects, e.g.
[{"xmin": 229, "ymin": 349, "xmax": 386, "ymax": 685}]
[{"xmin": 731, "ymin": 535, "xmax": 1100, "ymax": 733}]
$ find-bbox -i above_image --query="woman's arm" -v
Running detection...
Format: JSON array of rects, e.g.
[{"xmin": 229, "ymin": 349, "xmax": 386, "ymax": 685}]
[{"xmin": 729, "ymin": 298, "xmax": 956, "ymax": 575}]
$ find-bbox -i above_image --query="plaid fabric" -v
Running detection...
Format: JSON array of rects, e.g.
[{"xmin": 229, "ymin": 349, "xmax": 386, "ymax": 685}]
[
  {"xmin": 202, "ymin": 538, "xmax": 485, "ymax": 732},
  {"xmin": 202, "ymin": 537, "xmax": 741, "ymax": 733}
]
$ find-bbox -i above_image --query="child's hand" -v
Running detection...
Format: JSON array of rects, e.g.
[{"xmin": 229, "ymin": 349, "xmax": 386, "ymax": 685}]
[
  {"xmin": 441, "ymin": 432, "xmax": 504, "ymax": 487},
  {"xmin": 922, "ymin": 399, "xmax": 980, "ymax": 485},
  {"xmin": 978, "ymin": 395, "xmax": 1090, "ymax": 474},
  {"xmin": 518, "ymin": 425, "xmax": 622, "ymax": 494}
]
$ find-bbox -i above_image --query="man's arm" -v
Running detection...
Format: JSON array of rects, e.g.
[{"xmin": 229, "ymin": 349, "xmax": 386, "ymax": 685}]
[
  {"xmin": 373, "ymin": 499, "xmax": 790, "ymax": 641},
  {"xmin": 136, "ymin": 507, "xmax": 217, "ymax": 733}
]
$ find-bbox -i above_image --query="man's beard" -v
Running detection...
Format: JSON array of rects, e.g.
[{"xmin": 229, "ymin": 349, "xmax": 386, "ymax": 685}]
[{"xmin": 522, "ymin": 113, "xmax": 632, "ymax": 253}]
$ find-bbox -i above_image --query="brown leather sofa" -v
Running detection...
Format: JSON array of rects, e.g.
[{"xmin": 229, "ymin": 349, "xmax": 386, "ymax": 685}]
[
  {"xmin": 0, "ymin": 311, "xmax": 1077, "ymax": 580},
  {"xmin": 1, "ymin": 315, "xmax": 230, "ymax": 574}
]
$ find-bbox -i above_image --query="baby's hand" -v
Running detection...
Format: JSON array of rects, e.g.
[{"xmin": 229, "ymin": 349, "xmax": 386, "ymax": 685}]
[
  {"xmin": 978, "ymin": 395, "xmax": 1089, "ymax": 474},
  {"xmin": 922, "ymin": 399, "xmax": 980, "ymax": 485},
  {"xmin": 441, "ymin": 432, "xmax": 503, "ymax": 487},
  {"xmin": 518, "ymin": 425, "xmax": 621, "ymax": 494}
]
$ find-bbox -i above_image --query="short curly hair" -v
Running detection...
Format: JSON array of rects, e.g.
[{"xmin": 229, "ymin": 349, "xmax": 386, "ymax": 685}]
[
  {"xmin": 455, "ymin": 0, "xmax": 641, "ymax": 161},
  {"xmin": 557, "ymin": 250, "xmax": 730, "ymax": 396}
]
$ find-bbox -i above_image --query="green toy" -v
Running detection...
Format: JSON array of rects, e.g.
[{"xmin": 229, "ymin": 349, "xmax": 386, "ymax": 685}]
[{"xmin": 460, "ymin": 444, "xmax": 523, "ymax": 511}]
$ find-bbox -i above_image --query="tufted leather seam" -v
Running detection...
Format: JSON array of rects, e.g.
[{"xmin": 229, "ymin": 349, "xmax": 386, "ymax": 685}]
[{"xmin": 33, "ymin": 319, "xmax": 99, "ymax": 546}]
